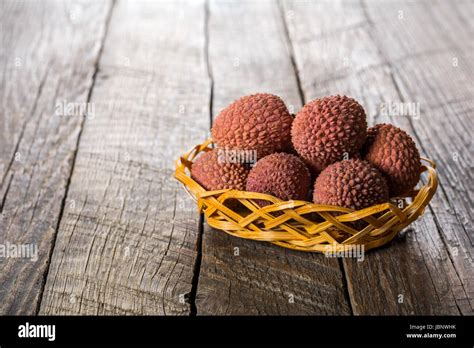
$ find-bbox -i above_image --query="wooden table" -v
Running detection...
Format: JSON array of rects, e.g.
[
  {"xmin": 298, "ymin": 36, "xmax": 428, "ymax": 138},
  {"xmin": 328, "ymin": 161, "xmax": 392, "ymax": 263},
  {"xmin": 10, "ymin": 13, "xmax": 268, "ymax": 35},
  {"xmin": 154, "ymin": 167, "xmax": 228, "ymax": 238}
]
[{"xmin": 1, "ymin": 0, "xmax": 472, "ymax": 316}]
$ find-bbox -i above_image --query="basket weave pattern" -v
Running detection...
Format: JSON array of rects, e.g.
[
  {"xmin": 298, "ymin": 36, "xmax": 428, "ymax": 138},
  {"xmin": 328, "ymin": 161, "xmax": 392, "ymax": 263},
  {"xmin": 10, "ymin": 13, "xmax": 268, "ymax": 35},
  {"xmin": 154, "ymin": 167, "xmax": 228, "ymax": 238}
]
[{"xmin": 175, "ymin": 139, "xmax": 438, "ymax": 252}]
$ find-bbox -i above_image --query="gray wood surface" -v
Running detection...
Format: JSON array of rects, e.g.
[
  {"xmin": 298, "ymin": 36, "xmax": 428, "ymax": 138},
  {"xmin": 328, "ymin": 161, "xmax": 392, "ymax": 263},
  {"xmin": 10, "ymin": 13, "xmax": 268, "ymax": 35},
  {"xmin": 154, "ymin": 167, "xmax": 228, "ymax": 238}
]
[
  {"xmin": 39, "ymin": 0, "xmax": 210, "ymax": 314},
  {"xmin": 0, "ymin": 0, "xmax": 472, "ymax": 315},
  {"xmin": 363, "ymin": 0, "xmax": 473, "ymax": 314},
  {"xmin": 0, "ymin": 0, "xmax": 112, "ymax": 314}
]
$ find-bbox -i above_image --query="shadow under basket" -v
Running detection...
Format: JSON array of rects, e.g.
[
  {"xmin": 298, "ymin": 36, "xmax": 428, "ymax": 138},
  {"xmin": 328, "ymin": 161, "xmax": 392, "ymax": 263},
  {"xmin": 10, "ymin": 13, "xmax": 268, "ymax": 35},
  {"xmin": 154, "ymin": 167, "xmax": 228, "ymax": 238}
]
[{"xmin": 175, "ymin": 139, "xmax": 438, "ymax": 253}]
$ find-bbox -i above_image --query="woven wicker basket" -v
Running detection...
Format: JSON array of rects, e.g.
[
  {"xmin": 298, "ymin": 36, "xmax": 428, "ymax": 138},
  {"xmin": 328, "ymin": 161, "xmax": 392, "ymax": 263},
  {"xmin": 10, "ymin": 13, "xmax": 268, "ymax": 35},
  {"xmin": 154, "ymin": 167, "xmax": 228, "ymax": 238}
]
[{"xmin": 175, "ymin": 138, "xmax": 438, "ymax": 253}]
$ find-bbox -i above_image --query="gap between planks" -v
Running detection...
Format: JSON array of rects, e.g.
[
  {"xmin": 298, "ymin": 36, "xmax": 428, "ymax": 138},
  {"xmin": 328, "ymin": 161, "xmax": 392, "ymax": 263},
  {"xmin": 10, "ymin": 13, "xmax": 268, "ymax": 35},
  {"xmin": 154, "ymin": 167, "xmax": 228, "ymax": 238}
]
[
  {"xmin": 35, "ymin": 0, "xmax": 117, "ymax": 314},
  {"xmin": 188, "ymin": 0, "xmax": 214, "ymax": 316},
  {"xmin": 278, "ymin": 0, "xmax": 357, "ymax": 314}
]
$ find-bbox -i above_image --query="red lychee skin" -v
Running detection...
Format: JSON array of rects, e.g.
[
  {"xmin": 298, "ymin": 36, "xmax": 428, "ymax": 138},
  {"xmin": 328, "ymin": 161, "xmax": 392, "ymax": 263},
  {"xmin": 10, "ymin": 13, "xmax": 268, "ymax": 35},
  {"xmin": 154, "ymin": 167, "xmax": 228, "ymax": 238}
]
[
  {"xmin": 313, "ymin": 159, "xmax": 389, "ymax": 210},
  {"xmin": 211, "ymin": 93, "xmax": 293, "ymax": 159},
  {"xmin": 291, "ymin": 95, "xmax": 367, "ymax": 174},
  {"xmin": 362, "ymin": 123, "xmax": 421, "ymax": 197},
  {"xmin": 191, "ymin": 149, "xmax": 249, "ymax": 191},
  {"xmin": 246, "ymin": 153, "xmax": 311, "ymax": 204}
]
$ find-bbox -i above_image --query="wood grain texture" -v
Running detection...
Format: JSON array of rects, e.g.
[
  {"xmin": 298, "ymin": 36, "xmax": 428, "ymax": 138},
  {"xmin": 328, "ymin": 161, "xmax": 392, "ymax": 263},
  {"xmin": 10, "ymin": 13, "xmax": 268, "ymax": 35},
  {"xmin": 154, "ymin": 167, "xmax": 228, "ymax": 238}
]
[
  {"xmin": 39, "ymin": 0, "xmax": 210, "ymax": 315},
  {"xmin": 195, "ymin": 0, "xmax": 351, "ymax": 315},
  {"xmin": 282, "ymin": 0, "xmax": 472, "ymax": 314},
  {"xmin": 0, "ymin": 0, "xmax": 112, "ymax": 315},
  {"xmin": 362, "ymin": 0, "xmax": 473, "ymax": 314}
]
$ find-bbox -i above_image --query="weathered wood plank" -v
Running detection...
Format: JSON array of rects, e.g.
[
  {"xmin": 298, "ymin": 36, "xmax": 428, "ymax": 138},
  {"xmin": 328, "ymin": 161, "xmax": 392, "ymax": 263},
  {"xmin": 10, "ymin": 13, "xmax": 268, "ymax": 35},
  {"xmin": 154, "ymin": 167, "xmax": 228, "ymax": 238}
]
[
  {"xmin": 362, "ymin": 0, "xmax": 473, "ymax": 314},
  {"xmin": 0, "ymin": 0, "xmax": 112, "ymax": 315},
  {"xmin": 39, "ymin": 0, "xmax": 210, "ymax": 315},
  {"xmin": 282, "ymin": 0, "xmax": 472, "ymax": 314},
  {"xmin": 195, "ymin": 0, "xmax": 351, "ymax": 315}
]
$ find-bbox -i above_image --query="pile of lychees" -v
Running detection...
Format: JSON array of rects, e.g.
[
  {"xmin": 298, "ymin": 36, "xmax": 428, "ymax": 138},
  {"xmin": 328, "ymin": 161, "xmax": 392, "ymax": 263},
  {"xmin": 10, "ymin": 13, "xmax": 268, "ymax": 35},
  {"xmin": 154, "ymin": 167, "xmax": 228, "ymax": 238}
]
[{"xmin": 191, "ymin": 93, "xmax": 421, "ymax": 210}]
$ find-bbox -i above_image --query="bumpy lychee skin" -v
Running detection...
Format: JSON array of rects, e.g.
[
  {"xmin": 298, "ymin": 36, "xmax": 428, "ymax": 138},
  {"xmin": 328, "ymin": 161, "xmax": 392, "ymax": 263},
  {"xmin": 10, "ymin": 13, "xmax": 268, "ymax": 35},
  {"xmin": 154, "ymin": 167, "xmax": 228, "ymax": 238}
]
[
  {"xmin": 246, "ymin": 153, "xmax": 311, "ymax": 203},
  {"xmin": 362, "ymin": 124, "xmax": 421, "ymax": 196},
  {"xmin": 292, "ymin": 95, "xmax": 367, "ymax": 174},
  {"xmin": 211, "ymin": 93, "xmax": 293, "ymax": 158},
  {"xmin": 313, "ymin": 159, "xmax": 389, "ymax": 210},
  {"xmin": 191, "ymin": 149, "xmax": 249, "ymax": 191}
]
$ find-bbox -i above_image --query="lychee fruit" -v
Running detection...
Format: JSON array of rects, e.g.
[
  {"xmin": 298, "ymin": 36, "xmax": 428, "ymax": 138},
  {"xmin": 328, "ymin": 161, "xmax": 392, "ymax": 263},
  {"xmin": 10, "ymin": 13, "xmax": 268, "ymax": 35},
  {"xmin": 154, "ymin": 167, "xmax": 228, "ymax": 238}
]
[
  {"xmin": 313, "ymin": 159, "xmax": 389, "ymax": 210},
  {"xmin": 211, "ymin": 93, "xmax": 293, "ymax": 158},
  {"xmin": 246, "ymin": 153, "xmax": 311, "ymax": 204},
  {"xmin": 362, "ymin": 123, "xmax": 421, "ymax": 196},
  {"xmin": 191, "ymin": 149, "xmax": 249, "ymax": 191},
  {"xmin": 291, "ymin": 95, "xmax": 367, "ymax": 174}
]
